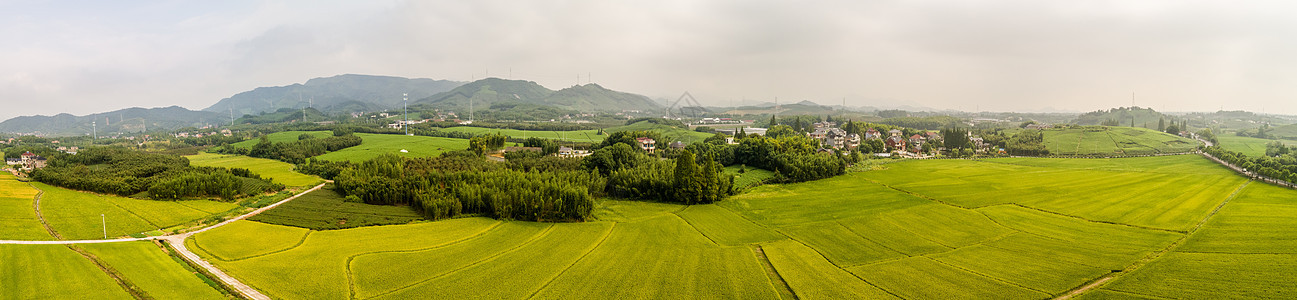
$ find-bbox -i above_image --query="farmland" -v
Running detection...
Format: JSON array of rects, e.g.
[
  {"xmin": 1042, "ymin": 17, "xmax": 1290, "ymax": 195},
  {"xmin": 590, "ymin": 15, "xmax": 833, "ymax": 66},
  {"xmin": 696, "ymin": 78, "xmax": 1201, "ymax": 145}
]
[
  {"xmin": 35, "ymin": 182, "xmax": 238, "ymax": 239},
  {"xmin": 432, "ymin": 121, "xmax": 716, "ymax": 145},
  {"xmin": 1042, "ymin": 126, "xmax": 1200, "ymax": 155},
  {"xmin": 0, "ymin": 173, "xmax": 52, "ymax": 240},
  {"xmin": 225, "ymin": 130, "xmax": 333, "ymax": 150},
  {"xmin": 1215, "ymin": 135, "xmax": 1290, "ymax": 157},
  {"xmin": 79, "ymin": 241, "xmax": 227, "ymax": 300},
  {"xmin": 0, "ymin": 244, "xmax": 133, "ymax": 299},
  {"xmin": 48, "ymin": 153, "xmax": 1283, "ymax": 299},
  {"xmin": 435, "ymin": 127, "xmax": 604, "ymax": 143},
  {"xmin": 723, "ymin": 165, "xmax": 776, "ymax": 191},
  {"xmin": 313, "ymin": 133, "xmax": 469, "ymax": 163},
  {"xmin": 186, "ymin": 152, "xmax": 323, "ymax": 187},
  {"xmin": 247, "ymin": 183, "xmax": 423, "ymax": 230}
]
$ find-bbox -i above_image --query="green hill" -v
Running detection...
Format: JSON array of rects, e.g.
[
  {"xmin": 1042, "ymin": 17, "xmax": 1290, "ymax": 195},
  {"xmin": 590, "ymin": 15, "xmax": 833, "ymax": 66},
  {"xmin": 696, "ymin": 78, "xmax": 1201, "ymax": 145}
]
[
  {"xmin": 1269, "ymin": 123, "xmax": 1297, "ymax": 140},
  {"xmin": 415, "ymin": 78, "xmax": 661, "ymax": 113},
  {"xmin": 0, "ymin": 106, "xmax": 221, "ymax": 136},
  {"xmin": 204, "ymin": 74, "xmax": 463, "ymax": 116},
  {"xmin": 1072, "ymin": 107, "xmax": 1170, "ymax": 127},
  {"xmin": 1042, "ymin": 126, "xmax": 1200, "ymax": 155}
]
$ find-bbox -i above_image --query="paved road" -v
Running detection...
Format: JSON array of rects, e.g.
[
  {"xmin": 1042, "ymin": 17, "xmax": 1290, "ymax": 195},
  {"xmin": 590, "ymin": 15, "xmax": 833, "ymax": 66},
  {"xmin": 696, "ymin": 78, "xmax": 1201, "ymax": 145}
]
[{"xmin": 0, "ymin": 181, "xmax": 329, "ymax": 300}]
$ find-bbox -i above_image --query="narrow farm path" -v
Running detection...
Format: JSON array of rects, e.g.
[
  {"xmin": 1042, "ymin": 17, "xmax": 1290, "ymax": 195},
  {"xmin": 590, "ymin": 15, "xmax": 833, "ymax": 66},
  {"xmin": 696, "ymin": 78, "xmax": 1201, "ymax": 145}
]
[
  {"xmin": 1054, "ymin": 180, "xmax": 1252, "ymax": 299},
  {"xmin": 0, "ymin": 181, "xmax": 330, "ymax": 300},
  {"xmin": 749, "ymin": 244, "xmax": 798, "ymax": 300},
  {"xmin": 27, "ymin": 182, "xmax": 63, "ymax": 240}
]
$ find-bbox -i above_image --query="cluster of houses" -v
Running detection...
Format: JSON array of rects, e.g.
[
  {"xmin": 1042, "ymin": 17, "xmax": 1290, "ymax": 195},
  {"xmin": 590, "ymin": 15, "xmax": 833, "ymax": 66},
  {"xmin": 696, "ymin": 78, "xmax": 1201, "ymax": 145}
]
[
  {"xmin": 5, "ymin": 151, "xmax": 47, "ymax": 171},
  {"xmin": 174, "ymin": 129, "xmax": 233, "ymax": 138}
]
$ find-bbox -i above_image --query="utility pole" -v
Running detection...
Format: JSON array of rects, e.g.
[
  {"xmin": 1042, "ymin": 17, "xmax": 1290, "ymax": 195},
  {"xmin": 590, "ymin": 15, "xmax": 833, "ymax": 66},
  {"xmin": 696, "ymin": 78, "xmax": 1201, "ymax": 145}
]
[
  {"xmin": 101, "ymin": 214, "xmax": 106, "ymax": 239},
  {"xmin": 403, "ymin": 93, "xmax": 409, "ymax": 136},
  {"xmin": 92, "ymin": 121, "xmax": 97, "ymax": 140}
]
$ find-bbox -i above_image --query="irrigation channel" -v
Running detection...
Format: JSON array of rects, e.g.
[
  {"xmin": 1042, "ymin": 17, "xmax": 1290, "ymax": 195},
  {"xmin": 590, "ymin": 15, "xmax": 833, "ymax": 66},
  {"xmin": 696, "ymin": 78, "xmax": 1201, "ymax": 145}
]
[{"xmin": 0, "ymin": 181, "xmax": 329, "ymax": 300}]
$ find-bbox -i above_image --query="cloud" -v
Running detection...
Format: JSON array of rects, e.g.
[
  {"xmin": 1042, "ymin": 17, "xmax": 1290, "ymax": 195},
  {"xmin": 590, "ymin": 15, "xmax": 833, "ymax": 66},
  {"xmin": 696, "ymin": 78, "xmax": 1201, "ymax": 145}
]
[{"xmin": 1, "ymin": 0, "xmax": 1296, "ymax": 123}]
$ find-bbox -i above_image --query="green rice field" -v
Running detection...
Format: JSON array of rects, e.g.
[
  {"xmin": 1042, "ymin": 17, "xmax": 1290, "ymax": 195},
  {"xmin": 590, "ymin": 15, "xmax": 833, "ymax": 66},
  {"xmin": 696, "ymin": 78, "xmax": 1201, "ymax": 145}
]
[
  {"xmin": 79, "ymin": 241, "xmax": 227, "ymax": 300},
  {"xmin": 16, "ymin": 153, "xmax": 1287, "ymax": 299},
  {"xmin": 247, "ymin": 183, "xmax": 423, "ymax": 230},
  {"xmin": 313, "ymin": 133, "xmax": 470, "ymax": 163},
  {"xmin": 1215, "ymin": 135, "xmax": 1291, "ymax": 157},
  {"xmin": 0, "ymin": 173, "xmax": 53, "ymax": 240},
  {"xmin": 0, "ymin": 244, "xmax": 134, "ymax": 299},
  {"xmin": 35, "ymin": 182, "xmax": 238, "ymax": 239},
  {"xmin": 186, "ymin": 152, "xmax": 323, "ymax": 187},
  {"xmin": 1042, "ymin": 126, "xmax": 1200, "ymax": 155}
]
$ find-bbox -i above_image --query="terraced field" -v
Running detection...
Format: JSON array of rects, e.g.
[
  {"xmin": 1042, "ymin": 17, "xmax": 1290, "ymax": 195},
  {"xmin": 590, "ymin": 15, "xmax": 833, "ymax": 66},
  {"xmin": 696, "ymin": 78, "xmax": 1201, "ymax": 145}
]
[
  {"xmin": 174, "ymin": 154, "xmax": 1292, "ymax": 299},
  {"xmin": 35, "ymin": 182, "xmax": 238, "ymax": 239},
  {"xmin": 313, "ymin": 133, "xmax": 469, "ymax": 163},
  {"xmin": 186, "ymin": 152, "xmax": 323, "ymax": 187},
  {"xmin": 0, "ymin": 173, "xmax": 52, "ymax": 240},
  {"xmin": 1043, "ymin": 126, "xmax": 1200, "ymax": 155}
]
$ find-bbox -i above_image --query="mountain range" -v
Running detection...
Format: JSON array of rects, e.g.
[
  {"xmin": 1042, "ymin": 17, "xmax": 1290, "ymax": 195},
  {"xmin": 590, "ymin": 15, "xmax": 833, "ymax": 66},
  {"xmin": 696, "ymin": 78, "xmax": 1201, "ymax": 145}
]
[
  {"xmin": 413, "ymin": 78, "xmax": 662, "ymax": 113},
  {"xmin": 203, "ymin": 74, "xmax": 463, "ymax": 116},
  {"xmin": 0, "ymin": 75, "xmax": 665, "ymax": 136},
  {"xmin": 0, "ymin": 106, "xmax": 222, "ymax": 136}
]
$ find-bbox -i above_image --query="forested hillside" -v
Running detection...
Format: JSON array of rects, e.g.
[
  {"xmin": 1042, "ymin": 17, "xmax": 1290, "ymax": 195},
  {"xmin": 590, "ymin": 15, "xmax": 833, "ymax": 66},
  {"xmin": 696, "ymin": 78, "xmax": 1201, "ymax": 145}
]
[
  {"xmin": 0, "ymin": 106, "xmax": 220, "ymax": 136},
  {"xmin": 204, "ymin": 74, "xmax": 463, "ymax": 116}
]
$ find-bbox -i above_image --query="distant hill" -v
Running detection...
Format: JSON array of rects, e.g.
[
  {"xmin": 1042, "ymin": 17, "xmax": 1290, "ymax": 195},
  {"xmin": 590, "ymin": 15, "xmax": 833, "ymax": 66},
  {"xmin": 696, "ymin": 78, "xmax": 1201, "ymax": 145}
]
[
  {"xmin": 1268, "ymin": 123, "xmax": 1297, "ymax": 140},
  {"xmin": 413, "ymin": 78, "xmax": 661, "ymax": 113},
  {"xmin": 0, "ymin": 106, "xmax": 221, "ymax": 136},
  {"xmin": 1072, "ymin": 107, "xmax": 1171, "ymax": 127},
  {"xmin": 719, "ymin": 100, "xmax": 840, "ymax": 116},
  {"xmin": 204, "ymin": 74, "xmax": 463, "ymax": 116}
]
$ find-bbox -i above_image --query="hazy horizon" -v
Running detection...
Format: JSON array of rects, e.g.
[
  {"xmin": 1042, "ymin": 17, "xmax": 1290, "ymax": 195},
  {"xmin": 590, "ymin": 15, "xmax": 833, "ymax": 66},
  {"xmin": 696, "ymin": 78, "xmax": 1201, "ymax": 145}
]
[{"xmin": 3, "ymin": 1, "xmax": 1297, "ymax": 121}]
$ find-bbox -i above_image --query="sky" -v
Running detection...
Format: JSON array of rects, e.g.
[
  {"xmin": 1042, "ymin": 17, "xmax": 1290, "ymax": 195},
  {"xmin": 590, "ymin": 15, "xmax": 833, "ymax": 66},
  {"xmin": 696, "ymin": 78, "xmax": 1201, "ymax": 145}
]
[{"xmin": 2, "ymin": 0, "xmax": 1296, "ymax": 121}]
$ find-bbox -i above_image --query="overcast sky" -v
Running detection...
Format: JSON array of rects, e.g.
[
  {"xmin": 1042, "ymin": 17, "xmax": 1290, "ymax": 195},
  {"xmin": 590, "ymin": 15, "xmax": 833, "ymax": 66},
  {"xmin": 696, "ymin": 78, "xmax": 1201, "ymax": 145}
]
[{"xmin": 3, "ymin": 0, "xmax": 1296, "ymax": 121}]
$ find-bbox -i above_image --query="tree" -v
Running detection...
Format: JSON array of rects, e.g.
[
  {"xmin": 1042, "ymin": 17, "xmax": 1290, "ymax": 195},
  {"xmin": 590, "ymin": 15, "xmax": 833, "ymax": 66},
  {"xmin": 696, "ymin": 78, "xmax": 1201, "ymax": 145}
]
[
  {"xmin": 1165, "ymin": 124, "xmax": 1180, "ymax": 135},
  {"xmin": 1158, "ymin": 117, "xmax": 1165, "ymax": 132},
  {"xmin": 674, "ymin": 149, "xmax": 703, "ymax": 204},
  {"xmin": 765, "ymin": 125, "xmax": 796, "ymax": 139},
  {"xmin": 942, "ymin": 127, "xmax": 970, "ymax": 151},
  {"xmin": 736, "ymin": 127, "xmax": 747, "ymax": 139},
  {"xmin": 768, "ymin": 115, "xmax": 777, "ymax": 128}
]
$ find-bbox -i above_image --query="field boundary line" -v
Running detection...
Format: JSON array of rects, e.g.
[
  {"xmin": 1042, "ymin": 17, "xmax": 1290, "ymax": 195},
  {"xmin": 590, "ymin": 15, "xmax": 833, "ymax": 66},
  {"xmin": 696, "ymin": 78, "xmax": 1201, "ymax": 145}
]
[
  {"xmin": 748, "ymin": 244, "xmax": 799, "ymax": 300},
  {"xmin": 200, "ymin": 230, "xmax": 314, "ymax": 262},
  {"xmin": 837, "ymin": 220, "xmax": 911, "ymax": 256},
  {"xmin": 65, "ymin": 244, "xmax": 152, "ymax": 300},
  {"xmin": 102, "ymin": 196, "xmax": 164, "ymax": 230},
  {"xmin": 27, "ymin": 182, "xmax": 62, "ymax": 240},
  {"xmin": 1175, "ymin": 251, "xmax": 1297, "ymax": 255},
  {"xmin": 995, "ymin": 203, "xmax": 1183, "ymax": 234},
  {"xmin": 343, "ymin": 221, "xmax": 507, "ymax": 299},
  {"xmin": 361, "ymin": 223, "xmax": 558, "ymax": 299},
  {"xmin": 672, "ymin": 208, "xmax": 721, "ymax": 247},
  {"xmin": 1098, "ymin": 288, "xmax": 1178, "ymax": 300},
  {"xmin": 1054, "ymin": 180, "xmax": 1251, "ymax": 300},
  {"xmin": 927, "ymin": 256, "xmax": 1055, "ymax": 296},
  {"xmin": 525, "ymin": 222, "xmax": 618, "ymax": 300}
]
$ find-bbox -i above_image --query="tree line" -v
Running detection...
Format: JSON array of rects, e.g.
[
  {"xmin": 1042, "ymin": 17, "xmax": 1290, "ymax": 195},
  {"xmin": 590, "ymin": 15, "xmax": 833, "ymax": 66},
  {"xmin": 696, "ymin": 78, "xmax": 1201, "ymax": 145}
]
[
  {"xmin": 31, "ymin": 146, "xmax": 282, "ymax": 200},
  {"xmin": 218, "ymin": 131, "xmax": 362, "ymax": 164},
  {"xmin": 334, "ymin": 152, "xmax": 600, "ymax": 221},
  {"xmin": 1205, "ymin": 146, "xmax": 1297, "ymax": 184}
]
